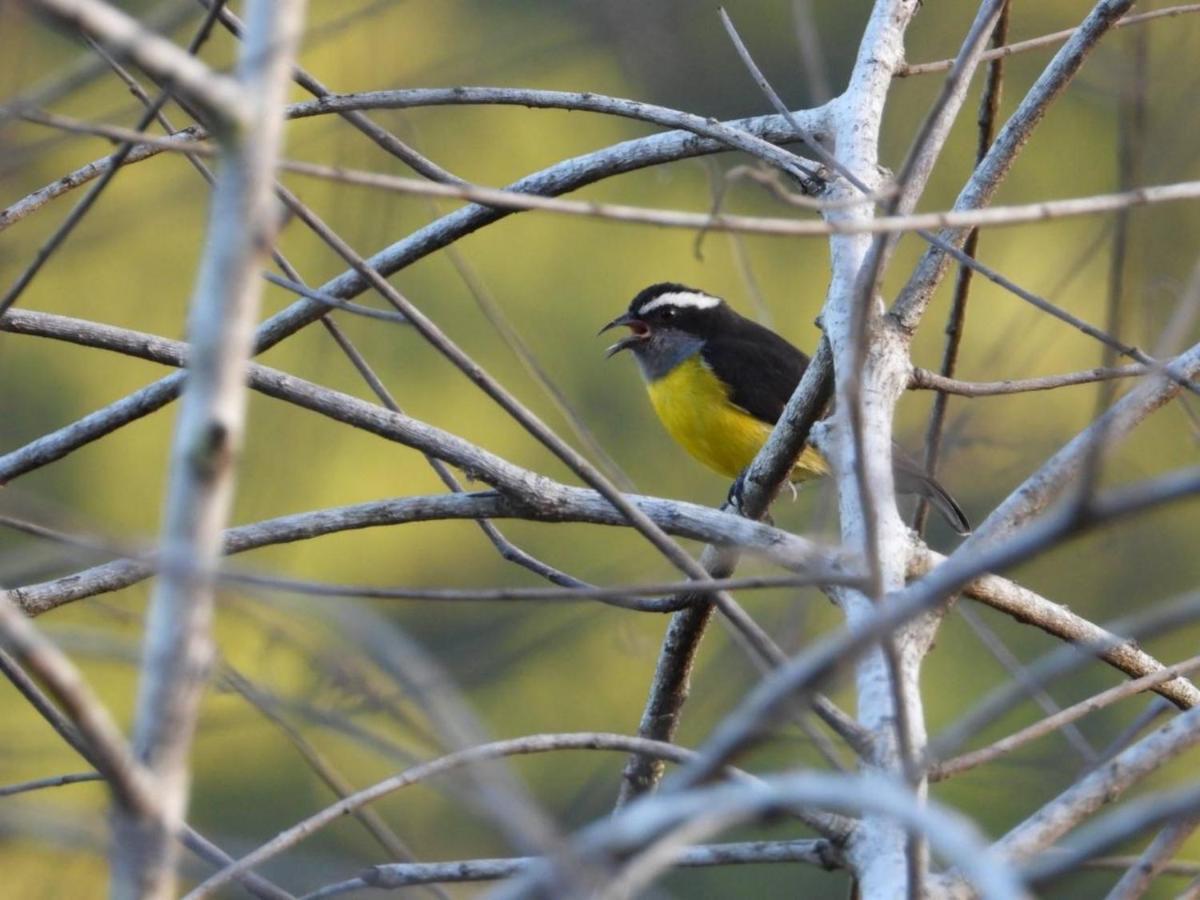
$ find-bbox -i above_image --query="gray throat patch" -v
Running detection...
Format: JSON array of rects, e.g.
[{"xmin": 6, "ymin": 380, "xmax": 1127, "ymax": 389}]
[{"xmin": 631, "ymin": 330, "xmax": 705, "ymax": 381}]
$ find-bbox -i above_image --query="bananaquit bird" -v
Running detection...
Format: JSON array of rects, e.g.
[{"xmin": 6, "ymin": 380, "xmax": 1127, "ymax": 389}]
[{"xmin": 600, "ymin": 282, "xmax": 970, "ymax": 535}]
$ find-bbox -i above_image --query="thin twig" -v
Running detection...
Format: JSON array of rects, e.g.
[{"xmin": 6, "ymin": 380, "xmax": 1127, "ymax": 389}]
[
  {"xmin": 931, "ymin": 654, "xmax": 1200, "ymax": 781},
  {"xmin": 791, "ymin": 0, "xmax": 833, "ymax": 103},
  {"xmin": 955, "ymin": 603, "xmax": 1099, "ymax": 767},
  {"xmin": 915, "ymin": 1, "xmax": 1010, "ymax": 534},
  {"xmin": 1104, "ymin": 815, "xmax": 1200, "ymax": 900},
  {"xmin": 22, "ymin": 112, "xmax": 1200, "ymax": 238},
  {"xmin": 896, "ymin": 4, "xmax": 1200, "ymax": 77},
  {"xmin": 219, "ymin": 667, "xmax": 433, "ymax": 878},
  {"xmin": 0, "ymin": 771, "xmax": 103, "ymax": 797},
  {"xmin": 303, "ymin": 838, "xmax": 843, "ymax": 896},
  {"xmin": 910, "ymin": 364, "xmax": 1148, "ymax": 396}
]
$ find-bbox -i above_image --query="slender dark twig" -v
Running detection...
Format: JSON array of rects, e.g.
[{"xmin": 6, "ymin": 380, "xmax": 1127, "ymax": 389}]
[{"xmin": 915, "ymin": 2, "xmax": 1010, "ymax": 534}]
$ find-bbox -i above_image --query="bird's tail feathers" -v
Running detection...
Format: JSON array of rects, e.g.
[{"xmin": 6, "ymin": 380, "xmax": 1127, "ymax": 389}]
[{"xmin": 894, "ymin": 464, "xmax": 971, "ymax": 536}]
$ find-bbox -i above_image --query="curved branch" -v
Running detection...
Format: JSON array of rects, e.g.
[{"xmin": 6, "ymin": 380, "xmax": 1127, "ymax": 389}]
[
  {"xmin": 181, "ymin": 733, "xmax": 846, "ymax": 900},
  {"xmin": 499, "ymin": 773, "xmax": 1023, "ymax": 900},
  {"xmin": 0, "ymin": 309, "xmax": 851, "ymax": 618},
  {"xmin": 285, "ymin": 87, "xmax": 828, "ymax": 183},
  {"xmin": 2, "ymin": 92, "xmax": 826, "ymax": 235},
  {"xmin": 9, "ymin": 490, "xmax": 851, "ymax": 617},
  {"xmin": 20, "ymin": 118, "xmax": 1200, "ymax": 239},
  {"xmin": 0, "ymin": 771, "xmax": 103, "ymax": 797}
]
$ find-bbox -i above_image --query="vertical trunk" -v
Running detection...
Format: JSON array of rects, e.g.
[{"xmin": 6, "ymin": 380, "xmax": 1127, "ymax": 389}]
[
  {"xmin": 109, "ymin": 2, "xmax": 306, "ymax": 896},
  {"xmin": 820, "ymin": 1, "xmax": 924, "ymax": 894}
]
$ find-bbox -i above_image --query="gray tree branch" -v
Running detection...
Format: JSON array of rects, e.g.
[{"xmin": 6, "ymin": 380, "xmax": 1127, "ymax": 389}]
[{"xmin": 109, "ymin": 2, "xmax": 305, "ymax": 896}]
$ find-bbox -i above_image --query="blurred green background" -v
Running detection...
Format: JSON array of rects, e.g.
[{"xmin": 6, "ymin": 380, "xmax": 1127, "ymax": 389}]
[{"xmin": 2, "ymin": 0, "xmax": 1199, "ymax": 896}]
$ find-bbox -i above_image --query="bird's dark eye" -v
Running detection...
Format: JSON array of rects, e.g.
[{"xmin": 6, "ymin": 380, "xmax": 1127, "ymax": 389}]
[{"xmin": 662, "ymin": 308, "xmax": 677, "ymax": 320}]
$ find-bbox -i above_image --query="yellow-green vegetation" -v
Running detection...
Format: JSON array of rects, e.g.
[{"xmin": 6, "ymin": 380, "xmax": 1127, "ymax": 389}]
[{"xmin": 2, "ymin": 1, "xmax": 1199, "ymax": 897}]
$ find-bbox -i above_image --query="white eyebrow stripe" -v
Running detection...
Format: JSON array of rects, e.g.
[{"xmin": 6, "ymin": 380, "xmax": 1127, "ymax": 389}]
[{"xmin": 636, "ymin": 291, "xmax": 722, "ymax": 314}]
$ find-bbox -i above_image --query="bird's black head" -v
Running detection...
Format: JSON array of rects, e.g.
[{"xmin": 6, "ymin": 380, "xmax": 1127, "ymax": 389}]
[{"xmin": 599, "ymin": 284, "xmax": 729, "ymax": 377}]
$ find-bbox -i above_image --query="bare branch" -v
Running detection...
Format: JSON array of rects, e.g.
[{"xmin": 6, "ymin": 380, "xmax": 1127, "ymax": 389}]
[
  {"xmin": 500, "ymin": 773, "xmax": 1025, "ymax": 900},
  {"xmin": 931, "ymin": 655, "xmax": 1200, "ymax": 781},
  {"xmin": 20, "ymin": 114, "xmax": 1200, "ymax": 238},
  {"xmin": 891, "ymin": 0, "xmax": 1136, "ymax": 331},
  {"xmin": 9, "ymin": 489, "xmax": 852, "ymax": 617},
  {"xmin": 284, "ymin": 87, "xmax": 826, "ymax": 184},
  {"xmin": 1105, "ymin": 816, "xmax": 1200, "ymax": 900},
  {"xmin": 897, "ymin": 5, "xmax": 1200, "ymax": 77},
  {"xmin": 182, "ymin": 732, "xmax": 791, "ymax": 900},
  {"xmin": 0, "ymin": 126, "xmax": 204, "ymax": 233},
  {"xmin": 111, "ymin": 1, "xmax": 305, "ymax": 895},
  {"xmin": 276, "ymin": 161, "xmax": 1200, "ymax": 239},
  {"xmin": 317, "ymin": 838, "xmax": 844, "ymax": 894},
  {"xmin": 1013, "ymin": 781, "xmax": 1200, "ymax": 881},
  {"xmin": 24, "ymin": 0, "xmax": 248, "ymax": 124},
  {"xmin": 917, "ymin": 549, "xmax": 1200, "ymax": 710},
  {"xmin": 0, "ymin": 771, "xmax": 102, "ymax": 798},
  {"xmin": 911, "ymin": 364, "xmax": 1148, "ymax": 396},
  {"xmin": 0, "ymin": 598, "xmax": 157, "ymax": 816}
]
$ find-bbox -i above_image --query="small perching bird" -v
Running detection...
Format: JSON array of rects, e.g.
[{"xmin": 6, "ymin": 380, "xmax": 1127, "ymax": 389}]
[{"xmin": 600, "ymin": 282, "xmax": 970, "ymax": 535}]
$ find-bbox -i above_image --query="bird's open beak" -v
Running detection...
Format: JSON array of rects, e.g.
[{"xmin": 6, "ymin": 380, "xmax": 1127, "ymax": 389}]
[{"xmin": 599, "ymin": 312, "xmax": 650, "ymax": 358}]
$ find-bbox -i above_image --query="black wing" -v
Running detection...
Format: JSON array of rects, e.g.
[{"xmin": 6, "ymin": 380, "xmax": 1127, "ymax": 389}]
[{"xmin": 700, "ymin": 321, "xmax": 809, "ymax": 425}]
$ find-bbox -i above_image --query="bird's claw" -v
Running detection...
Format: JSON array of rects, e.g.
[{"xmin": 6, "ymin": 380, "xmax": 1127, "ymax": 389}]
[{"xmin": 725, "ymin": 470, "xmax": 749, "ymax": 514}]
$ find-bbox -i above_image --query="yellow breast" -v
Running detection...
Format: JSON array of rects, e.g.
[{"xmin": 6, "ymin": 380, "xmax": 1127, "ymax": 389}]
[{"xmin": 645, "ymin": 355, "xmax": 828, "ymax": 481}]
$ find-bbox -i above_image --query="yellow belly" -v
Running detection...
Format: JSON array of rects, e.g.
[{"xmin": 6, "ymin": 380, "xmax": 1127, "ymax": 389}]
[{"xmin": 645, "ymin": 356, "xmax": 829, "ymax": 481}]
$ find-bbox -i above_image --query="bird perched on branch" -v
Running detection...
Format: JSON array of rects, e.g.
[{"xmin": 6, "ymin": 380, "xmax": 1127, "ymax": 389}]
[{"xmin": 600, "ymin": 282, "xmax": 970, "ymax": 534}]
